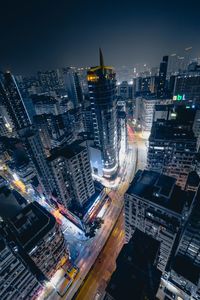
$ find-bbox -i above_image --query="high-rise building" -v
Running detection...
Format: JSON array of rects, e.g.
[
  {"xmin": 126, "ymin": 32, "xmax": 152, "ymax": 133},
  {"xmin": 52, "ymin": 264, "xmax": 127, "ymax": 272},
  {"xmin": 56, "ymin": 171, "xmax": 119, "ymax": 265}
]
[
  {"xmin": 117, "ymin": 81, "xmax": 133, "ymax": 99},
  {"xmin": 124, "ymin": 170, "xmax": 195, "ymax": 272},
  {"xmin": 87, "ymin": 49, "xmax": 119, "ymax": 178},
  {"xmin": 158, "ymin": 187, "xmax": 200, "ymax": 300},
  {"xmin": 0, "ymin": 71, "xmax": 31, "ymax": 132},
  {"xmin": 157, "ymin": 55, "xmax": 169, "ymax": 99},
  {"xmin": 0, "ymin": 236, "xmax": 42, "ymax": 300},
  {"xmin": 140, "ymin": 97, "xmax": 159, "ymax": 133},
  {"xmin": 0, "ymin": 186, "xmax": 68, "ymax": 280},
  {"xmin": 7, "ymin": 201, "xmax": 67, "ymax": 279},
  {"xmin": 133, "ymin": 76, "xmax": 152, "ymax": 97},
  {"xmin": 32, "ymin": 93, "xmax": 74, "ymax": 150},
  {"xmin": 48, "ymin": 142, "xmax": 95, "ymax": 213},
  {"xmin": 176, "ymin": 187, "xmax": 200, "ymax": 266},
  {"xmin": 68, "ymin": 107, "xmax": 84, "ymax": 138},
  {"xmin": 63, "ymin": 68, "xmax": 83, "ymax": 108},
  {"xmin": 147, "ymin": 118, "xmax": 197, "ymax": 189},
  {"xmin": 173, "ymin": 73, "xmax": 200, "ymax": 104},
  {"xmin": 33, "ymin": 114, "xmax": 52, "ymax": 153},
  {"xmin": 18, "ymin": 126, "xmax": 54, "ymax": 197},
  {"xmin": 12, "ymin": 148, "xmax": 37, "ymax": 186},
  {"xmin": 104, "ymin": 229, "xmax": 161, "ymax": 300},
  {"xmin": 82, "ymin": 105, "xmax": 94, "ymax": 135},
  {"xmin": 37, "ymin": 69, "xmax": 63, "ymax": 94},
  {"xmin": 193, "ymin": 109, "xmax": 200, "ymax": 151},
  {"xmin": 32, "ymin": 95, "xmax": 61, "ymax": 116}
]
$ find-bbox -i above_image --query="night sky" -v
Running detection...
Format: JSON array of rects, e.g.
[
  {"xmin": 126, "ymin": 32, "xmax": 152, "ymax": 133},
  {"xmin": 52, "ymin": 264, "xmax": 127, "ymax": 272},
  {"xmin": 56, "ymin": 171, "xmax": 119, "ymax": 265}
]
[{"xmin": 1, "ymin": 0, "xmax": 200, "ymax": 74}]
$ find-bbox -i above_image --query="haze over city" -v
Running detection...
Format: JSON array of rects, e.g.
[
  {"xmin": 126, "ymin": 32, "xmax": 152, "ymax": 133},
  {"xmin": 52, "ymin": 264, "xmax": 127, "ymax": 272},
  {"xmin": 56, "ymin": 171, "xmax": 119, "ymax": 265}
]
[{"xmin": 1, "ymin": 0, "xmax": 200, "ymax": 73}]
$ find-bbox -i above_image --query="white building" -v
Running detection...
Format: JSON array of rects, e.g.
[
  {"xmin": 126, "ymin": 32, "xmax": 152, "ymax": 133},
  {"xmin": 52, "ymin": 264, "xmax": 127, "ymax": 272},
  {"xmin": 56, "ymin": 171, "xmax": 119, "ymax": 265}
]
[
  {"xmin": 140, "ymin": 98, "xmax": 159, "ymax": 134},
  {"xmin": 48, "ymin": 142, "xmax": 95, "ymax": 210}
]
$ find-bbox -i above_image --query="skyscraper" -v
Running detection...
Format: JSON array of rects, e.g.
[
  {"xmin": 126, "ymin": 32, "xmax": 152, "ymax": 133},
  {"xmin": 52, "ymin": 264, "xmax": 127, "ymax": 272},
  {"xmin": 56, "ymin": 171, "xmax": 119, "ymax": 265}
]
[
  {"xmin": 63, "ymin": 68, "xmax": 84, "ymax": 108},
  {"xmin": 158, "ymin": 187, "xmax": 200, "ymax": 300},
  {"xmin": 6, "ymin": 201, "xmax": 68, "ymax": 280},
  {"xmin": 104, "ymin": 230, "xmax": 161, "ymax": 300},
  {"xmin": 140, "ymin": 97, "xmax": 159, "ymax": 133},
  {"xmin": 18, "ymin": 126, "xmax": 54, "ymax": 197},
  {"xmin": 173, "ymin": 73, "xmax": 200, "ymax": 103},
  {"xmin": 147, "ymin": 118, "xmax": 197, "ymax": 189},
  {"xmin": 0, "ymin": 236, "xmax": 42, "ymax": 300},
  {"xmin": 124, "ymin": 170, "xmax": 195, "ymax": 272},
  {"xmin": 0, "ymin": 187, "xmax": 68, "ymax": 282},
  {"xmin": 157, "ymin": 55, "xmax": 169, "ymax": 99},
  {"xmin": 48, "ymin": 142, "xmax": 95, "ymax": 214},
  {"xmin": 0, "ymin": 71, "xmax": 31, "ymax": 132},
  {"xmin": 87, "ymin": 49, "xmax": 119, "ymax": 178}
]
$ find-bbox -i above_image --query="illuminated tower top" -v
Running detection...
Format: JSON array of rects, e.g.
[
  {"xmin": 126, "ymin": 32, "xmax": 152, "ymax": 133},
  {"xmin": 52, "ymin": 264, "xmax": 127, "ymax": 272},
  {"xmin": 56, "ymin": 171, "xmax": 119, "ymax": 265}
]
[{"xmin": 87, "ymin": 49, "xmax": 115, "ymax": 82}]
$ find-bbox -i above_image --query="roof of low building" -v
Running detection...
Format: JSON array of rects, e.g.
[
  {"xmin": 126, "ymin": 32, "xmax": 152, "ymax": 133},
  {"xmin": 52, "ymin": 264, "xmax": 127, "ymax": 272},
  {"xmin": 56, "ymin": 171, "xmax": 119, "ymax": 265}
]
[
  {"xmin": 9, "ymin": 201, "xmax": 56, "ymax": 251},
  {"xmin": 48, "ymin": 141, "xmax": 86, "ymax": 161},
  {"xmin": 126, "ymin": 170, "xmax": 194, "ymax": 214}
]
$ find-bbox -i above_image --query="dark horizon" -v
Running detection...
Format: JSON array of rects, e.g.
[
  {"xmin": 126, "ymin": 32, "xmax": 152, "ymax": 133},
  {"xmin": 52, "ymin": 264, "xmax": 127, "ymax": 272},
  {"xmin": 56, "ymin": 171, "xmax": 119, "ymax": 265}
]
[{"xmin": 1, "ymin": 0, "xmax": 200, "ymax": 74}]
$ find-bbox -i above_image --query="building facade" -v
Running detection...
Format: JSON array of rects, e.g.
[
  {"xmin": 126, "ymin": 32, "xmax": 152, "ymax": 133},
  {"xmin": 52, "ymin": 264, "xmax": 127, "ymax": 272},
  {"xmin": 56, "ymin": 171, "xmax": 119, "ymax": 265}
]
[
  {"xmin": 0, "ymin": 71, "xmax": 31, "ymax": 132},
  {"xmin": 87, "ymin": 50, "xmax": 119, "ymax": 178},
  {"xmin": 140, "ymin": 98, "xmax": 159, "ymax": 133},
  {"xmin": 173, "ymin": 73, "xmax": 200, "ymax": 104},
  {"xmin": 7, "ymin": 201, "xmax": 68, "ymax": 280},
  {"xmin": 124, "ymin": 170, "xmax": 194, "ymax": 272},
  {"xmin": 147, "ymin": 119, "xmax": 197, "ymax": 189},
  {"xmin": 0, "ymin": 236, "xmax": 42, "ymax": 300},
  {"xmin": 48, "ymin": 142, "xmax": 95, "ymax": 212}
]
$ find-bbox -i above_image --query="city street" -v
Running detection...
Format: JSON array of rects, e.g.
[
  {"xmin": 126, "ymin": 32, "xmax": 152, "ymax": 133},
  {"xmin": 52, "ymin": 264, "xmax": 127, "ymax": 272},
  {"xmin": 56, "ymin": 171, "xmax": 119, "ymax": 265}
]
[
  {"xmin": 48, "ymin": 129, "xmax": 139, "ymax": 300},
  {"xmin": 74, "ymin": 210, "xmax": 125, "ymax": 300},
  {"xmin": 0, "ymin": 128, "xmax": 148, "ymax": 300},
  {"xmin": 73, "ymin": 129, "xmax": 148, "ymax": 300}
]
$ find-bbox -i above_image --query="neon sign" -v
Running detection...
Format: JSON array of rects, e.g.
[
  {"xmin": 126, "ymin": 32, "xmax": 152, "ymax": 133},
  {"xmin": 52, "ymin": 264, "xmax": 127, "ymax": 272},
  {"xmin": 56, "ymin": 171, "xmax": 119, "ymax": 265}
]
[{"xmin": 173, "ymin": 94, "xmax": 186, "ymax": 101}]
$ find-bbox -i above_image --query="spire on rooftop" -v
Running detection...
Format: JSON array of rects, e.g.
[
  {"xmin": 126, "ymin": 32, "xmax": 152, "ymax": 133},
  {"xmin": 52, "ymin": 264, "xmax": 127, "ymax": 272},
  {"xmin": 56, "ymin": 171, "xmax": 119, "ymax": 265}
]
[{"xmin": 99, "ymin": 48, "xmax": 104, "ymax": 68}]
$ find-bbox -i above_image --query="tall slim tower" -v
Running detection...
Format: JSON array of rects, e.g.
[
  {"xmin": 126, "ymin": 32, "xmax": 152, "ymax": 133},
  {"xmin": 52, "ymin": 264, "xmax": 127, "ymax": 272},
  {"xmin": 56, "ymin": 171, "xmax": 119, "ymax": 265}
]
[
  {"xmin": 87, "ymin": 49, "xmax": 119, "ymax": 178},
  {"xmin": 157, "ymin": 55, "xmax": 169, "ymax": 99}
]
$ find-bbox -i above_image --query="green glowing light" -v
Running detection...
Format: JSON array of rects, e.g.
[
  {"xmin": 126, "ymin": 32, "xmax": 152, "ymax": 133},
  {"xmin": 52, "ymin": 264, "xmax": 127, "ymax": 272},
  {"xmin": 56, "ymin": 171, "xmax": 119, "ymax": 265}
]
[{"xmin": 177, "ymin": 94, "xmax": 182, "ymax": 101}]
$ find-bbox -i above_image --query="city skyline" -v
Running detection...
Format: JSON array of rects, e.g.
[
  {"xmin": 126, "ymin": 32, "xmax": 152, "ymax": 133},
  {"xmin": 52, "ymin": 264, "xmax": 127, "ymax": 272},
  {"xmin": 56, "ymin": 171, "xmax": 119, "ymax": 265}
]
[
  {"xmin": 1, "ymin": 0, "xmax": 200, "ymax": 74},
  {"xmin": 1, "ymin": 2, "xmax": 200, "ymax": 300}
]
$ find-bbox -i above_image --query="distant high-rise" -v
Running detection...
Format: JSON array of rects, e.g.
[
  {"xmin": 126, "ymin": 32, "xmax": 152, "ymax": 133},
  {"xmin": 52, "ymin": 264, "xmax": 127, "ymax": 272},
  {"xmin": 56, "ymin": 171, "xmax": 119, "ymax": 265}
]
[
  {"xmin": 63, "ymin": 68, "xmax": 83, "ymax": 108},
  {"xmin": 37, "ymin": 69, "xmax": 63, "ymax": 93},
  {"xmin": 140, "ymin": 97, "xmax": 159, "ymax": 133},
  {"xmin": 157, "ymin": 55, "xmax": 168, "ymax": 99},
  {"xmin": 87, "ymin": 49, "xmax": 119, "ymax": 178},
  {"xmin": 133, "ymin": 76, "xmax": 152, "ymax": 97},
  {"xmin": 117, "ymin": 81, "xmax": 133, "ymax": 99},
  {"xmin": 0, "ymin": 71, "xmax": 31, "ymax": 132}
]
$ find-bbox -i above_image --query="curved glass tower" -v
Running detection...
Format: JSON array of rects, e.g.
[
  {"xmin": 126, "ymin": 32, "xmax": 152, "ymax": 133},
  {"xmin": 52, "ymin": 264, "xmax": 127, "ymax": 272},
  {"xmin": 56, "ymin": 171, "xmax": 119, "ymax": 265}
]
[{"xmin": 87, "ymin": 49, "xmax": 119, "ymax": 178}]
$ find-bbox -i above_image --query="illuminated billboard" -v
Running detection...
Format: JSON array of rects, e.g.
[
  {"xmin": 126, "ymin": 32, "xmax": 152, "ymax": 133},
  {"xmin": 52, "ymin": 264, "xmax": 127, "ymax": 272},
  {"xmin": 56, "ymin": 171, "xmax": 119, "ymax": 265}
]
[{"xmin": 173, "ymin": 94, "xmax": 186, "ymax": 101}]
